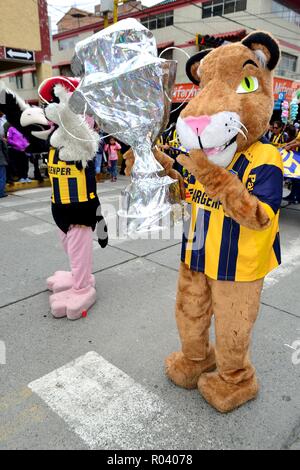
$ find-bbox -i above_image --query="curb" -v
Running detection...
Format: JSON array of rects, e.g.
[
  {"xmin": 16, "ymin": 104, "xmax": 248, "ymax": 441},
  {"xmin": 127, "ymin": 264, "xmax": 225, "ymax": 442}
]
[
  {"xmin": 6, "ymin": 174, "xmax": 112, "ymax": 193},
  {"xmin": 5, "ymin": 179, "xmax": 51, "ymax": 193}
]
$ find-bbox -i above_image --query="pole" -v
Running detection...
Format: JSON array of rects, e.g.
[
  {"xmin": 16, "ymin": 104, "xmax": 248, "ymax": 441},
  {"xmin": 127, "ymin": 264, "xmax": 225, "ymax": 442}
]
[
  {"xmin": 113, "ymin": 0, "xmax": 119, "ymax": 23},
  {"xmin": 103, "ymin": 11, "xmax": 109, "ymax": 28},
  {"xmin": 103, "ymin": 0, "xmax": 131, "ymax": 28}
]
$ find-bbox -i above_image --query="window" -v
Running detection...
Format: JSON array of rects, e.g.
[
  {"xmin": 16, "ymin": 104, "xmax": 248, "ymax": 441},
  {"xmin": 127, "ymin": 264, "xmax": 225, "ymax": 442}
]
[
  {"xmin": 148, "ymin": 18, "xmax": 157, "ymax": 30},
  {"xmin": 277, "ymin": 52, "xmax": 298, "ymax": 76},
  {"xmin": 141, "ymin": 11, "xmax": 174, "ymax": 30},
  {"xmin": 272, "ymin": 1, "xmax": 300, "ymax": 27},
  {"xmin": 202, "ymin": 0, "xmax": 247, "ymax": 18},
  {"xmin": 236, "ymin": 0, "xmax": 247, "ymax": 11},
  {"xmin": 224, "ymin": 1, "xmax": 235, "ymax": 14},
  {"xmin": 166, "ymin": 13, "xmax": 174, "ymax": 27},
  {"xmin": 16, "ymin": 74, "xmax": 23, "ymax": 90},
  {"xmin": 202, "ymin": 5, "xmax": 212, "ymax": 18},
  {"xmin": 58, "ymin": 36, "xmax": 78, "ymax": 51},
  {"xmin": 157, "ymin": 14, "xmax": 165, "ymax": 29}
]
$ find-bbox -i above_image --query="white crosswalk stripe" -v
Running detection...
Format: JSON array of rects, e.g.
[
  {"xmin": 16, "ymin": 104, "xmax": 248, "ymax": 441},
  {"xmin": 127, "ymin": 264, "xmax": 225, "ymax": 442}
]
[
  {"xmin": 21, "ymin": 223, "xmax": 56, "ymax": 235},
  {"xmin": 24, "ymin": 207, "xmax": 51, "ymax": 217},
  {"xmin": 0, "ymin": 211, "xmax": 26, "ymax": 222},
  {"xmin": 11, "ymin": 187, "xmax": 51, "ymax": 196},
  {"xmin": 28, "ymin": 352, "xmax": 205, "ymax": 450},
  {"xmin": 0, "ymin": 197, "xmax": 50, "ymax": 209}
]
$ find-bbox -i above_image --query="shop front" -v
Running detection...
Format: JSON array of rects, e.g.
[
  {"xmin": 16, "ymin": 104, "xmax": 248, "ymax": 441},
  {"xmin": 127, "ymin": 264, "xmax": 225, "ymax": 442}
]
[{"xmin": 172, "ymin": 79, "xmax": 300, "ymax": 122}]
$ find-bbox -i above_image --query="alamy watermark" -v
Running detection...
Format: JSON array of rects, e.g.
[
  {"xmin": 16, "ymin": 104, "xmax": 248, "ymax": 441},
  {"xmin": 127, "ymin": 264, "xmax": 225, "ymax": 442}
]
[
  {"xmin": 0, "ymin": 340, "xmax": 6, "ymax": 365},
  {"xmin": 285, "ymin": 335, "xmax": 300, "ymax": 366}
]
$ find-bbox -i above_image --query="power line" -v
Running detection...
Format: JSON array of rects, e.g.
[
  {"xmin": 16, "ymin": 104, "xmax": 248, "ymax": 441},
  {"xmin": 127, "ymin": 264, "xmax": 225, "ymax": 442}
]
[
  {"xmin": 190, "ymin": 3, "xmax": 300, "ymax": 43},
  {"xmin": 173, "ymin": 19, "xmax": 299, "ymax": 41},
  {"xmin": 189, "ymin": 1, "xmax": 300, "ymax": 30},
  {"xmin": 241, "ymin": 9, "xmax": 300, "ymax": 36},
  {"xmin": 171, "ymin": 26, "xmax": 299, "ymax": 45}
]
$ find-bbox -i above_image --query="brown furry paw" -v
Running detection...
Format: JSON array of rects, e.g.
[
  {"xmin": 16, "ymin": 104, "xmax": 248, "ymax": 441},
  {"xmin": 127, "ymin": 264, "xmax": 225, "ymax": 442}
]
[
  {"xmin": 198, "ymin": 372, "xmax": 259, "ymax": 413},
  {"xmin": 165, "ymin": 348, "xmax": 216, "ymax": 390}
]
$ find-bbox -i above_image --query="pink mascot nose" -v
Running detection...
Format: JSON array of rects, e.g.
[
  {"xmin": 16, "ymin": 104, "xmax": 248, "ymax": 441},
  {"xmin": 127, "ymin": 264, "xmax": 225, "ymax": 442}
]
[{"xmin": 184, "ymin": 115, "xmax": 211, "ymax": 136}]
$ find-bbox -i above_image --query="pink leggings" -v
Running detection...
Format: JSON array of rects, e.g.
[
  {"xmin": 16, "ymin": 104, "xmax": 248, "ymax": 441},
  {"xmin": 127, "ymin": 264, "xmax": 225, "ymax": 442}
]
[{"xmin": 59, "ymin": 226, "xmax": 94, "ymax": 291}]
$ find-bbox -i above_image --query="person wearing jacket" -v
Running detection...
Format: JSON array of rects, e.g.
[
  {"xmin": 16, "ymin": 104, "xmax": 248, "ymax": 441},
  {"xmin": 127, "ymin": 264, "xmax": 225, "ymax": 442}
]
[
  {"xmin": 270, "ymin": 121, "xmax": 287, "ymax": 147},
  {"xmin": 0, "ymin": 138, "xmax": 8, "ymax": 198},
  {"xmin": 7, "ymin": 126, "xmax": 30, "ymax": 183}
]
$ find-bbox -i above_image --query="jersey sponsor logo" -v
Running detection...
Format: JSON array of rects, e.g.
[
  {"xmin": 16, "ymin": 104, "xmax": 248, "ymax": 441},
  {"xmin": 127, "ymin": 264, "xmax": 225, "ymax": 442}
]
[
  {"xmin": 189, "ymin": 187, "xmax": 221, "ymax": 210},
  {"xmin": 246, "ymin": 174, "xmax": 256, "ymax": 192},
  {"xmin": 48, "ymin": 166, "xmax": 72, "ymax": 176}
]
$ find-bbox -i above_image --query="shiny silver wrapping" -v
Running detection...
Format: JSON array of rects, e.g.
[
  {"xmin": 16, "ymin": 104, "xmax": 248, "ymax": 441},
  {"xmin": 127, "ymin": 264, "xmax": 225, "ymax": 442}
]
[{"xmin": 69, "ymin": 18, "xmax": 179, "ymax": 233}]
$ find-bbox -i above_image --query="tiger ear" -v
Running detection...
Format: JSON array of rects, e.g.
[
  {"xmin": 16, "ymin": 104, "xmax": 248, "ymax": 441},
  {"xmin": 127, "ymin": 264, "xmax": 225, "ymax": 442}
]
[
  {"xmin": 186, "ymin": 49, "xmax": 213, "ymax": 85},
  {"xmin": 242, "ymin": 31, "xmax": 280, "ymax": 71}
]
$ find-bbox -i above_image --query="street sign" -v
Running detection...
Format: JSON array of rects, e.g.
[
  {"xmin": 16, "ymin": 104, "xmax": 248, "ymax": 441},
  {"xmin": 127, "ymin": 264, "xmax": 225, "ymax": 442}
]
[{"xmin": 5, "ymin": 47, "xmax": 35, "ymax": 62}]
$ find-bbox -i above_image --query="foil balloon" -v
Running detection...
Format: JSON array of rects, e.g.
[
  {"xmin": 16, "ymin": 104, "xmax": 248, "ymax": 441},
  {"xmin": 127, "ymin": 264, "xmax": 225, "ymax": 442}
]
[{"xmin": 69, "ymin": 18, "xmax": 179, "ymax": 234}]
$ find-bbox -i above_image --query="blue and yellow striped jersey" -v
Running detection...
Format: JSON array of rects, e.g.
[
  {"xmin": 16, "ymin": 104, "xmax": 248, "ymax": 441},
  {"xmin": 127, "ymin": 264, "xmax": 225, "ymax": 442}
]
[
  {"xmin": 181, "ymin": 142, "xmax": 284, "ymax": 282},
  {"xmin": 280, "ymin": 148, "xmax": 300, "ymax": 179},
  {"xmin": 271, "ymin": 132, "xmax": 286, "ymax": 148},
  {"xmin": 48, "ymin": 148, "xmax": 97, "ymax": 205}
]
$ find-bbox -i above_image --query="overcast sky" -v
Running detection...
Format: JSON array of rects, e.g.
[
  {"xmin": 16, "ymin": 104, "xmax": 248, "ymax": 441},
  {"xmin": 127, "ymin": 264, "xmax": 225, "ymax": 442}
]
[{"xmin": 48, "ymin": 0, "xmax": 163, "ymax": 31}]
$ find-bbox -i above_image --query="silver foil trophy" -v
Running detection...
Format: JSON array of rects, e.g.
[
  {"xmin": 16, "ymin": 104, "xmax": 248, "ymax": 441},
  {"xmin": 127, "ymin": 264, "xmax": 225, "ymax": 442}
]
[{"xmin": 69, "ymin": 18, "xmax": 178, "ymax": 234}]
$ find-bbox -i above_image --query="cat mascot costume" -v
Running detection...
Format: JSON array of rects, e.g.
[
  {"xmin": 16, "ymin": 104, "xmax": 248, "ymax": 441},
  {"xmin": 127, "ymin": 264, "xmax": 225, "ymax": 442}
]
[
  {"xmin": 127, "ymin": 31, "xmax": 283, "ymax": 413},
  {"xmin": 0, "ymin": 76, "xmax": 108, "ymax": 321}
]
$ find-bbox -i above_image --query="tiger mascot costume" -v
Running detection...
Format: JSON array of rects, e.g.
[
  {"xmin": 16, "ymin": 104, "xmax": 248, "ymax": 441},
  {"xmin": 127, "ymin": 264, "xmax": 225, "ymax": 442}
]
[{"xmin": 127, "ymin": 31, "xmax": 283, "ymax": 413}]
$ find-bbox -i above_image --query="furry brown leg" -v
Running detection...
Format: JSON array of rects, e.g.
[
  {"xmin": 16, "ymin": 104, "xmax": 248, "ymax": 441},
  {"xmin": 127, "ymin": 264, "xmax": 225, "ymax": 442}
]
[
  {"xmin": 165, "ymin": 263, "xmax": 216, "ymax": 389},
  {"xmin": 198, "ymin": 278, "xmax": 264, "ymax": 412}
]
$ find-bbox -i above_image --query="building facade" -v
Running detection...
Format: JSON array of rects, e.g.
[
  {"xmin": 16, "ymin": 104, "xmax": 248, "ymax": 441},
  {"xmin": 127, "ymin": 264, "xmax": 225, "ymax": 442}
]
[
  {"xmin": 1, "ymin": 0, "xmax": 299, "ymax": 106},
  {"xmin": 0, "ymin": 0, "xmax": 51, "ymax": 103}
]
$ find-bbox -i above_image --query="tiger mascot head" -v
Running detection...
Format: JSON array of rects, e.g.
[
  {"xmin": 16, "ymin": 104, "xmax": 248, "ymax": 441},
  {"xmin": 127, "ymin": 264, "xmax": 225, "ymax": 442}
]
[{"xmin": 177, "ymin": 31, "xmax": 280, "ymax": 168}]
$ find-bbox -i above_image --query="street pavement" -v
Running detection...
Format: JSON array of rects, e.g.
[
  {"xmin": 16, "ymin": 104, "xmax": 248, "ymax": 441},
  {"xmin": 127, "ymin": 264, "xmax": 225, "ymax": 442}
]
[{"xmin": 0, "ymin": 175, "xmax": 300, "ymax": 450}]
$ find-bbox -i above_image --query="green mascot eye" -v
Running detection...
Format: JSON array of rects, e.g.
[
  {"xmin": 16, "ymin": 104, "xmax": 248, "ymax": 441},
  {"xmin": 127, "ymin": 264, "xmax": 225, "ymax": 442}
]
[{"xmin": 236, "ymin": 76, "xmax": 259, "ymax": 94}]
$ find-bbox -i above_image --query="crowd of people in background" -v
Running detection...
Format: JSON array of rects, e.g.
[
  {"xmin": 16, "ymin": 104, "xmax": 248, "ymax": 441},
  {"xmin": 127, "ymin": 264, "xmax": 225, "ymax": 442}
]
[
  {"xmin": 0, "ymin": 111, "xmax": 36, "ymax": 198},
  {"xmin": 265, "ymin": 120, "xmax": 300, "ymax": 148},
  {"xmin": 0, "ymin": 111, "xmax": 131, "ymax": 198},
  {"xmin": 265, "ymin": 120, "xmax": 300, "ymax": 204}
]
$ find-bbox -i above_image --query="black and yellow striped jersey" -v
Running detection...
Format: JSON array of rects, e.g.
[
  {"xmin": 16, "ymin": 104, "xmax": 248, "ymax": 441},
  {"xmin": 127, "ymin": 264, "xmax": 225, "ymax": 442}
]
[
  {"xmin": 48, "ymin": 148, "xmax": 97, "ymax": 205},
  {"xmin": 181, "ymin": 142, "xmax": 284, "ymax": 282}
]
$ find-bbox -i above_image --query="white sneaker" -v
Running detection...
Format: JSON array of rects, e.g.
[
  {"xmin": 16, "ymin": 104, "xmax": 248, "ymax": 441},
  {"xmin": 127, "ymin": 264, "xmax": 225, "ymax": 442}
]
[
  {"xmin": 26, "ymin": 178, "xmax": 32, "ymax": 183},
  {"xmin": 18, "ymin": 178, "xmax": 26, "ymax": 183}
]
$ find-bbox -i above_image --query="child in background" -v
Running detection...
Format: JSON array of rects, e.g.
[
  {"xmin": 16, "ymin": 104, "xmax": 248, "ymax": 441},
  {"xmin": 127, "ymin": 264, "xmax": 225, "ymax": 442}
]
[{"xmin": 105, "ymin": 137, "xmax": 121, "ymax": 182}]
